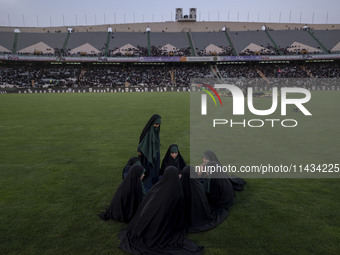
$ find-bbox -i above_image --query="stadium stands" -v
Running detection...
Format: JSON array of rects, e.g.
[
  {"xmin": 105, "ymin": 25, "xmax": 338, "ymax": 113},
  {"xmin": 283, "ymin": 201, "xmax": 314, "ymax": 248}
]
[
  {"xmin": 151, "ymin": 32, "xmax": 188, "ymax": 50},
  {"xmin": 268, "ymin": 30, "xmax": 323, "ymax": 54},
  {"xmin": 15, "ymin": 32, "xmax": 66, "ymax": 55},
  {"xmin": 1, "ymin": 62, "xmax": 339, "ymax": 89},
  {"xmin": 311, "ymin": 30, "xmax": 340, "ymax": 53},
  {"xmin": 0, "ymin": 32, "xmax": 15, "ymax": 53},
  {"xmin": 230, "ymin": 31, "xmax": 273, "ymax": 55},
  {"xmin": 67, "ymin": 32, "xmax": 107, "ymax": 56},
  {"xmin": 150, "ymin": 32, "xmax": 191, "ymax": 56},
  {"xmin": 191, "ymin": 32, "xmax": 234, "ymax": 56},
  {"xmin": 1, "ymin": 28, "xmax": 339, "ymax": 57},
  {"xmin": 110, "ymin": 32, "xmax": 147, "ymax": 52},
  {"xmin": 0, "ymin": 22, "xmax": 339, "ymax": 93}
]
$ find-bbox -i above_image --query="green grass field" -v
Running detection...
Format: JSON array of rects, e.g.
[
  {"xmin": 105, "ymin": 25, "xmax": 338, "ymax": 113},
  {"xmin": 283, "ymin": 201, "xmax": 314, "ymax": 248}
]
[{"xmin": 0, "ymin": 92, "xmax": 339, "ymax": 255}]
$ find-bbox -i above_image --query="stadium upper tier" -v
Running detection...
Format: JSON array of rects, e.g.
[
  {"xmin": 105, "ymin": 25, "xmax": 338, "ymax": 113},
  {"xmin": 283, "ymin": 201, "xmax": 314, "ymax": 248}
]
[
  {"xmin": 1, "ymin": 21, "xmax": 340, "ymax": 33},
  {"xmin": 0, "ymin": 21, "xmax": 339, "ymax": 57}
]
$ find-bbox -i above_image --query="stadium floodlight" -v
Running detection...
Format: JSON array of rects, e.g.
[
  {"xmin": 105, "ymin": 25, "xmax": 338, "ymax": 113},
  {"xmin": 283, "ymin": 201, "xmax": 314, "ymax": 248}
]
[
  {"xmin": 146, "ymin": 27, "xmax": 151, "ymax": 32},
  {"xmin": 14, "ymin": 28, "xmax": 20, "ymax": 33},
  {"xmin": 261, "ymin": 25, "xmax": 266, "ymax": 31},
  {"xmin": 108, "ymin": 27, "xmax": 113, "ymax": 33},
  {"xmin": 67, "ymin": 28, "xmax": 73, "ymax": 33},
  {"xmin": 221, "ymin": 26, "xmax": 226, "ymax": 32}
]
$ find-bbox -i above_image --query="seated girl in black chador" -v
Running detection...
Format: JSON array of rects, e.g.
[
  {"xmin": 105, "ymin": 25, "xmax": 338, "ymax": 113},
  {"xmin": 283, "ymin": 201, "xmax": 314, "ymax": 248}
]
[
  {"xmin": 202, "ymin": 150, "xmax": 246, "ymax": 191},
  {"xmin": 99, "ymin": 165, "xmax": 146, "ymax": 223},
  {"xmin": 159, "ymin": 144, "xmax": 186, "ymax": 177},
  {"xmin": 119, "ymin": 166, "xmax": 203, "ymax": 255},
  {"xmin": 181, "ymin": 165, "xmax": 231, "ymax": 233}
]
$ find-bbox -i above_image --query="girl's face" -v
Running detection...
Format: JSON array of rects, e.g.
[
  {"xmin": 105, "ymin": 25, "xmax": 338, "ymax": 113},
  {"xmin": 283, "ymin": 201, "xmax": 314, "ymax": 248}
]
[
  {"xmin": 140, "ymin": 173, "xmax": 145, "ymax": 181},
  {"xmin": 171, "ymin": 152, "xmax": 178, "ymax": 159},
  {"xmin": 203, "ymin": 156, "xmax": 209, "ymax": 164},
  {"xmin": 153, "ymin": 123, "xmax": 160, "ymax": 128}
]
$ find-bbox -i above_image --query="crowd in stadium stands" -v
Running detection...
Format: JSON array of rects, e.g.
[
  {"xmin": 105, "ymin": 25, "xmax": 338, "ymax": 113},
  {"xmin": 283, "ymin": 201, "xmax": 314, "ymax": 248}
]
[
  {"xmin": 197, "ymin": 46, "xmax": 234, "ymax": 56},
  {"xmin": 239, "ymin": 44, "xmax": 279, "ymax": 56},
  {"xmin": 150, "ymin": 46, "xmax": 192, "ymax": 57},
  {"xmin": 107, "ymin": 46, "xmax": 147, "ymax": 57},
  {"xmin": 3, "ymin": 45, "xmax": 328, "ymax": 58},
  {"xmin": 238, "ymin": 45, "xmax": 326, "ymax": 56},
  {"xmin": 0, "ymin": 63, "xmax": 339, "ymax": 88}
]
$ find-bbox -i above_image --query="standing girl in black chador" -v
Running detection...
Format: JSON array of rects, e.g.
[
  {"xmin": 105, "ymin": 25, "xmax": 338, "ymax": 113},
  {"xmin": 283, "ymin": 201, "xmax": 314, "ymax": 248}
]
[{"xmin": 138, "ymin": 114, "xmax": 161, "ymax": 192}]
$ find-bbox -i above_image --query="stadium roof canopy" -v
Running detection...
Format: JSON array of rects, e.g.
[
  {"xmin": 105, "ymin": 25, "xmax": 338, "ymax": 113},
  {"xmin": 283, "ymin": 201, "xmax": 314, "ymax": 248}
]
[
  {"xmin": 17, "ymin": 41, "xmax": 54, "ymax": 54},
  {"xmin": 0, "ymin": 45, "xmax": 10, "ymax": 53},
  {"xmin": 205, "ymin": 44, "xmax": 223, "ymax": 54},
  {"xmin": 70, "ymin": 43, "xmax": 100, "ymax": 55},
  {"xmin": 287, "ymin": 42, "xmax": 322, "ymax": 53},
  {"xmin": 112, "ymin": 43, "xmax": 139, "ymax": 54},
  {"xmin": 161, "ymin": 44, "xmax": 178, "ymax": 52},
  {"xmin": 242, "ymin": 43, "xmax": 273, "ymax": 54},
  {"xmin": 331, "ymin": 42, "xmax": 340, "ymax": 52}
]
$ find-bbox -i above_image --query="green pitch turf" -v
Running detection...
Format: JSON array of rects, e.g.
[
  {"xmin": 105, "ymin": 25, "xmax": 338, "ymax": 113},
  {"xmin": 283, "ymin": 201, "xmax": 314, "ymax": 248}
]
[{"xmin": 0, "ymin": 92, "xmax": 339, "ymax": 255}]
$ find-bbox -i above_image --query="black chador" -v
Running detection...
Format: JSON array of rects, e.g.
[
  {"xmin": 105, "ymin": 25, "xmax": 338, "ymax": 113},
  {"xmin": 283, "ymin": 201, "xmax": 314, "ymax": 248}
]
[
  {"xmin": 99, "ymin": 165, "xmax": 146, "ymax": 223},
  {"xmin": 119, "ymin": 166, "xmax": 203, "ymax": 255},
  {"xmin": 138, "ymin": 114, "xmax": 161, "ymax": 192},
  {"xmin": 181, "ymin": 166, "xmax": 230, "ymax": 233},
  {"xmin": 203, "ymin": 150, "xmax": 246, "ymax": 191},
  {"xmin": 160, "ymin": 144, "xmax": 186, "ymax": 176}
]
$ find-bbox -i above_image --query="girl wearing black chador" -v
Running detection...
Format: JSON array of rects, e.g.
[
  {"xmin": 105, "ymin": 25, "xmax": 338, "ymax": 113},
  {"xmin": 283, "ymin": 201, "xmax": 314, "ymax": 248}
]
[
  {"xmin": 160, "ymin": 144, "xmax": 186, "ymax": 177},
  {"xmin": 119, "ymin": 166, "xmax": 203, "ymax": 255},
  {"xmin": 181, "ymin": 166, "xmax": 230, "ymax": 233},
  {"xmin": 138, "ymin": 114, "xmax": 161, "ymax": 192},
  {"xmin": 99, "ymin": 165, "xmax": 146, "ymax": 223}
]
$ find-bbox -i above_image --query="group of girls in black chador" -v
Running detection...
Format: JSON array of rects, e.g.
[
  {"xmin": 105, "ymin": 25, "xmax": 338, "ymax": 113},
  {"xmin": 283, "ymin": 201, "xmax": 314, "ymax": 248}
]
[{"xmin": 99, "ymin": 114, "xmax": 245, "ymax": 255}]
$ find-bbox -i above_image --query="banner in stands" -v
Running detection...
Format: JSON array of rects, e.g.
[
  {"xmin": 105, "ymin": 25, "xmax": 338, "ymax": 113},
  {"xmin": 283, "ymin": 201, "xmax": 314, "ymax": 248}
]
[
  {"xmin": 1, "ymin": 54, "xmax": 340, "ymax": 63},
  {"xmin": 0, "ymin": 86, "xmax": 191, "ymax": 94},
  {"xmin": 139, "ymin": 57, "xmax": 183, "ymax": 62}
]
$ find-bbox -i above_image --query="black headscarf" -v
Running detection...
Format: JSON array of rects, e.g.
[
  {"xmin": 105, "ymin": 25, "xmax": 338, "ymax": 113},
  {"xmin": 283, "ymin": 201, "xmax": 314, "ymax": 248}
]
[
  {"xmin": 203, "ymin": 150, "xmax": 246, "ymax": 191},
  {"xmin": 99, "ymin": 165, "xmax": 145, "ymax": 223},
  {"xmin": 119, "ymin": 166, "xmax": 203, "ymax": 255},
  {"xmin": 181, "ymin": 166, "xmax": 230, "ymax": 233},
  {"xmin": 122, "ymin": 156, "xmax": 140, "ymax": 179},
  {"xmin": 160, "ymin": 144, "xmax": 186, "ymax": 176},
  {"xmin": 203, "ymin": 150, "xmax": 221, "ymax": 164},
  {"xmin": 139, "ymin": 114, "xmax": 161, "ymax": 143}
]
